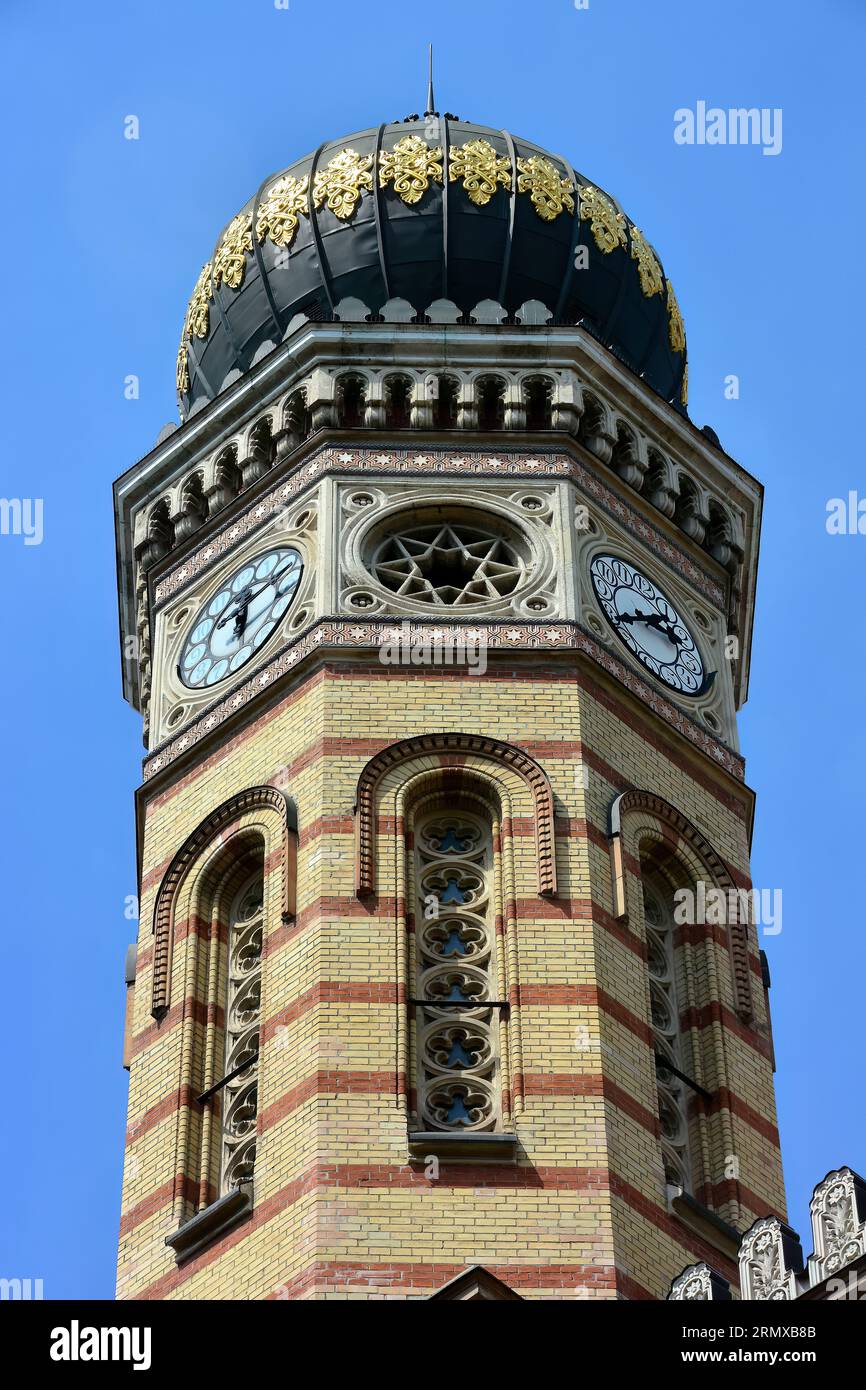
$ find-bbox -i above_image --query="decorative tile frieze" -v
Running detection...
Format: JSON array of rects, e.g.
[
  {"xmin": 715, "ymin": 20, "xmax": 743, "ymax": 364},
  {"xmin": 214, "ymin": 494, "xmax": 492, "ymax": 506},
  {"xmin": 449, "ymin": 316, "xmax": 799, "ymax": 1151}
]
[
  {"xmin": 153, "ymin": 445, "xmax": 726, "ymax": 612},
  {"xmin": 142, "ymin": 617, "xmax": 745, "ymax": 783}
]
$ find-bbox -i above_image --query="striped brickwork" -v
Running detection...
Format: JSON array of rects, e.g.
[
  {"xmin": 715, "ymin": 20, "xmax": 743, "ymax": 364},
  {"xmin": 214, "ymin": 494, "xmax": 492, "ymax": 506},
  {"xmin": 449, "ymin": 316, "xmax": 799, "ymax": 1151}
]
[{"xmin": 117, "ymin": 659, "xmax": 784, "ymax": 1300}]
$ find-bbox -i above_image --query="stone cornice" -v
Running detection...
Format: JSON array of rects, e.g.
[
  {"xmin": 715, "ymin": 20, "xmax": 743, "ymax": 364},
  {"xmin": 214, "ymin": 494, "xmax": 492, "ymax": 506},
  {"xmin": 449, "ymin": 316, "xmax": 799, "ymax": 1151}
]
[{"xmin": 113, "ymin": 320, "xmax": 762, "ymax": 715}]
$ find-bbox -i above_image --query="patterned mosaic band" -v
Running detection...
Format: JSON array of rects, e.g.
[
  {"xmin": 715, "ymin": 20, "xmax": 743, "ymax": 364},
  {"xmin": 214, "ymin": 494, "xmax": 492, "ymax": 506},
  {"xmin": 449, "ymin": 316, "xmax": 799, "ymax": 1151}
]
[
  {"xmin": 142, "ymin": 617, "xmax": 745, "ymax": 784},
  {"xmin": 153, "ymin": 445, "xmax": 726, "ymax": 611}
]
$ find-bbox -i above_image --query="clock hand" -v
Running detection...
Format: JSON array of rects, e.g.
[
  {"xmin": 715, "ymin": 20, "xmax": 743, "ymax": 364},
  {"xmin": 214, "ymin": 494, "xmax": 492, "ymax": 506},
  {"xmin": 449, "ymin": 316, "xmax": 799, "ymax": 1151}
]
[
  {"xmin": 215, "ymin": 580, "xmax": 271, "ymax": 630},
  {"xmin": 619, "ymin": 609, "xmax": 679, "ymax": 636},
  {"xmin": 232, "ymin": 600, "xmax": 251, "ymax": 641}
]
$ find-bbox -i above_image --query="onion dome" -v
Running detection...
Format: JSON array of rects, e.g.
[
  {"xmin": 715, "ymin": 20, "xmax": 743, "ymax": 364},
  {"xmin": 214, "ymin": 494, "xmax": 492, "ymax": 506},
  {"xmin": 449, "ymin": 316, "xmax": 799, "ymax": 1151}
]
[{"xmin": 176, "ymin": 118, "xmax": 688, "ymax": 418}]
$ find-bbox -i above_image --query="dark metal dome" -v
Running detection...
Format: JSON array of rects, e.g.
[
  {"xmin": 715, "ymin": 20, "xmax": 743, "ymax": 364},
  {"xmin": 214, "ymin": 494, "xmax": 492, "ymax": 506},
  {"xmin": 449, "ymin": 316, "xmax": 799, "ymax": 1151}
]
[{"xmin": 176, "ymin": 118, "xmax": 688, "ymax": 417}]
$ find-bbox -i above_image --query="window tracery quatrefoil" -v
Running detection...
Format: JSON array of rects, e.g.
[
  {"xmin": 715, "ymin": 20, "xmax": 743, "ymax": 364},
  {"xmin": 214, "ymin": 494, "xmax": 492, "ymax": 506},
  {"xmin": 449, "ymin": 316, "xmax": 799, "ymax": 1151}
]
[
  {"xmin": 644, "ymin": 882, "xmax": 692, "ymax": 1191},
  {"xmin": 221, "ymin": 873, "xmax": 264, "ymax": 1193},
  {"xmin": 414, "ymin": 813, "xmax": 501, "ymax": 1132}
]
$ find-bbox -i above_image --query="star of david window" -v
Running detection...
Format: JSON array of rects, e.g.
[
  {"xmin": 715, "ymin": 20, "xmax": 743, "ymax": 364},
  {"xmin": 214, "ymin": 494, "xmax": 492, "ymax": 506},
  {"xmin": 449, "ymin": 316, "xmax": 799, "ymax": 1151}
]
[{"xmin": 371, "ymin": 520, "xmax": 525, "ymax": 607}]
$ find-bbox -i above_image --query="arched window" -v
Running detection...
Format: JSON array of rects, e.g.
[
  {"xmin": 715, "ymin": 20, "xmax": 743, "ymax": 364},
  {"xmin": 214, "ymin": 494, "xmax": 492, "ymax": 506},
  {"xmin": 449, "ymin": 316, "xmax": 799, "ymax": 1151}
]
[
  {"xmin": 384, "ymin": 374, "xmax": 412, "ymax": 429},
  {"xmin": 220, "ymin": 870, "xmax": 264, "ymax": 1193},
  {"xmin": 434, "ymin": 375, "xmax": 459, "ymax": 429},
  {"xmin": 153, "ymin": 787, "xmax": 296, "ymax": 1261},
  {"xmin": 354, "ymin": 733, "xmax": 558, "ymax": 1158},
  {"xmin": 412, "ymin": 807, "xmax": 500, "ymax": 1132},
  {"xmin": 477, "ymin": 375, "xmax": 505, "ymax": 431},
  {"xmin": 523, "ymin": 376, "xmax": 553, "ymax": 430},
  {"xmin": 608, "ymin": 789, "xmax": 760, "ymax": 1227},
  {"xmin": 642, "ymin": 871, "xmax": 692, "ymax": 1191},
  {"xmin": 335, "ymin": 372, "xmax": 366, "ymax": 428},
  {"xmin": 183, "ymin": 836, "xmax": 265, "ymax": 1220}
]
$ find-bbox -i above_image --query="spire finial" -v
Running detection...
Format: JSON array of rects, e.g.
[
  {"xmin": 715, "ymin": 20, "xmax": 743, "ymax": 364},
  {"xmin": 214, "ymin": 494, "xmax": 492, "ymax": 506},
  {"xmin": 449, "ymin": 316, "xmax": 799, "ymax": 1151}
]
[{"xmin": 425, "ymin": 44, "xmax": 436, "ymax": 118}]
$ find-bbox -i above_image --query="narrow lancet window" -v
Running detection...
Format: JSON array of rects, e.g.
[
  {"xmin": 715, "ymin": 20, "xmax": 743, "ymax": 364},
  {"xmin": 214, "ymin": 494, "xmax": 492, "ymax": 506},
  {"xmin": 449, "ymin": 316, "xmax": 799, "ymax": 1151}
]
[
  {"xmin": 221, "ymin": 872, "xmax": 264, "ymax": 1193},
  {"xmin": 643, "ymin": 880, "xmax": 691, "ymax": 1191},
  {"xmin": 414, "ymin": 812, "xmax": 500, "ymax": 1132}
]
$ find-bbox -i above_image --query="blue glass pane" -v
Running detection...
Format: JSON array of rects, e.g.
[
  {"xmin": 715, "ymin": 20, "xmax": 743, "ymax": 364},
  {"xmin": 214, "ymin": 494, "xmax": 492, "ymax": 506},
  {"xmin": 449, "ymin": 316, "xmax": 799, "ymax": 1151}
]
[
  {"xmin": 446, "ymin": 1038, "xmax": 476, "ymax": 1068},
  {"xmin": 440, "ymin": 828, "xmax": 467, "ymax": 853},
  {"xmin": 440, "ymin": 877, "xmax": 465, "ymax": 905},
  {"xmin": 446, "ymin": 1091, "xmax": 472, "ymax": 1125},
  {"xmin": 441, "ymin": 928, "xmax": 467, "ymax": 957},
  {"xmin": 444, "ymin": 982, "xmax": 469, "ymax": 1001}
]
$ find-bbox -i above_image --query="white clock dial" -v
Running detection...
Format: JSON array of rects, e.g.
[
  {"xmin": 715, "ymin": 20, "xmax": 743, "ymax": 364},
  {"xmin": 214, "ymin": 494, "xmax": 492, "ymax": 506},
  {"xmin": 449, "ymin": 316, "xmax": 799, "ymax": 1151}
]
[
  {"xmin": 589, "ymin": 554, "xmax": 710, "ymax": 697},
  {"xmin": 178, "ymin": 547, "xmax": 303, "ymax": 690}
]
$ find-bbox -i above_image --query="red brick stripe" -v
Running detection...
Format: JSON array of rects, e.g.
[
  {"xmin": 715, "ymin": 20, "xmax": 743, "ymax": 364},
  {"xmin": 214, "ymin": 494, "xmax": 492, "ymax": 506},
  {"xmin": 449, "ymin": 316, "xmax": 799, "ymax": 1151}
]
[{"xmin": 126, "ymin": 1154, "xmax": 744, "ymax": 1300}]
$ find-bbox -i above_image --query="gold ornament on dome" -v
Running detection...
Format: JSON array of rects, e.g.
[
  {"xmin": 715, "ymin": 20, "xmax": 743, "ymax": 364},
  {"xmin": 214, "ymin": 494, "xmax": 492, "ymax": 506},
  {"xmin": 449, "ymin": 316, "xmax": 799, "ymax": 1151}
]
[
  {"xmin": 176, "ymin": 338, "xmax": 190, "ymax": 395},
  {"xmin": 379, "ymin": 135, "xmax": 443, "ymax": 205},
  {"xmin": 629, "ymin": 225, "xmax": 664, "ymax": 298},
  {"xmin": 176, "ymin": 262, "xmax": 213, "ymax": 396},
  {"xmin": 680, "ymin": 359, "xmax": 689, "ymax": 406},
  {"xmin": 516, "ymin": 155, "xmax": 575, "ymax": 222},
  {"xmin": 185, "ymin": 263, "xmax": 213, "ymax": 340},
  {"xmin": 578, "ymin": 183, "xmax": 627, "ymax": 254},
  {"xmin": 313, "ymin": 148, "xmax": 375, "ymax": 220},
  {"xmin": 448, "ymin": 138, "xmax": 511, "ymax": 206},
  {"xmin": 255, "ymin": 173, "xmax": 310, "ymax": 249},
  {"xmin": 667, "ymin": 279, "xmax": 686, "ymax": 354},
  {"xmin": 212, "ymin": 214, "xmax": 253, "ymax": 290}
]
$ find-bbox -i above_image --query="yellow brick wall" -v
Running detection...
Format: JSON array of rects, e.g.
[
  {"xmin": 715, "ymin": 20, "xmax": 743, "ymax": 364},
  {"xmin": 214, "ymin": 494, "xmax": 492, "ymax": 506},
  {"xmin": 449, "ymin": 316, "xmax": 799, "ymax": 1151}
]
[{"xmin": 118, "ymin": 657, "xmax": 784, "ymax": 1300}]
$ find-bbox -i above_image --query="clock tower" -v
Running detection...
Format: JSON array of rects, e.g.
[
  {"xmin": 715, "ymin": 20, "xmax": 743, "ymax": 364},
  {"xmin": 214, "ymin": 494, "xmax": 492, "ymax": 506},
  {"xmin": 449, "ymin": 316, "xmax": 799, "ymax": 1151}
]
[{"xmin": 114, "ymin": 114, "xmax": 784, "ymax": 1299}]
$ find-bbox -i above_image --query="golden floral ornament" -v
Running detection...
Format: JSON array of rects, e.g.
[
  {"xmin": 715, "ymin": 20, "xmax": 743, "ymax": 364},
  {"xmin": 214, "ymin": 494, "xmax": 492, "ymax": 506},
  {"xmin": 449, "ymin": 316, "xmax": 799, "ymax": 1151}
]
[
  {"xmin": 578, "ymin": 183, "xmax": 627, "ymax": 254},
  {"xmin": 255, "ymin": 173, "xmax": 310, "ymax": 249},
  {"xmin": 516, "ymin": 155, "xmax": 575, "ymax": 222},
  {"xmin": 667, "ymin": 279, "xmax": 686, "ymax": 354},
  {"xmin": 313, "ymin": 148, "xmax": 375, "ymax": 220},
  {"xmin": 629, "ymin": 225, "xmax": 664, "ymax": 298},
  {"xmin": 449, "ymin": 138, "xmax": 511, "ymax": 207},
  {"xmin": 379, "ymin": 135, "xmax": 443, "ymax": 205},
  {"xmin": 680, "ymin": 358, "xmax": 688, "ymax": 406},
  {"xmin": 212, "ymin": 214, "xmax": 253, "ymax": 291},
  {"xmin": 176, "ymin": 337, "xmax": 190, "ymax": 396},
  {"xmin": 176, "ymin": 262, "xmax": 213, "ymax": 396},
  {"xmin": 185, "ymin": 263, "xmax": 213, "ymax": 340}
]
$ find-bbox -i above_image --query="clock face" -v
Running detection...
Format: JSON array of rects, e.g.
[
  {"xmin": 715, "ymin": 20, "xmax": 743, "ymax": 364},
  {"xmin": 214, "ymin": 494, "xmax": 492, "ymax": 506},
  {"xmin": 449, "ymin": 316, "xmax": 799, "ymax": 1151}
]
[
  {"xmin": 178, "ymin": 547, "xmax": 303, "ymax": 690},
  {"xmin": 589, "ymin": 554, "xmax": 709, "ymax": 696}
]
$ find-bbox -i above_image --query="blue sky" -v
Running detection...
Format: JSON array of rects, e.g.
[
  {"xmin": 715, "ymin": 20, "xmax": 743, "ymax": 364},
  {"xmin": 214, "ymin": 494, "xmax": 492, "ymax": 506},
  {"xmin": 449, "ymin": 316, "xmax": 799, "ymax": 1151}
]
[{"xmin": 1, "ymin": 0, "xmax": 864, "ymax": 1299}]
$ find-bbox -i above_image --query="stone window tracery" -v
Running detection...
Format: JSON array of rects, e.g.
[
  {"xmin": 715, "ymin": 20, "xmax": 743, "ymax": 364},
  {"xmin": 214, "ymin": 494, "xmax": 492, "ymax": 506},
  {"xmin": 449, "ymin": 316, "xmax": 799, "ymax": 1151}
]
[
  {"xmin": 220, "ymin": 871, "xmax": 264, "ymax": 1194},
  {"xmin": 372, "ymin": 519, "xmax": 524, "ymax": 607},
  {"xmin": 643, "ymin": 878, "xmax": 692, "ymax": 1191},
  {"xmin": 413, "ymin": 811, "xmax": 501, "ymax": 1131}
]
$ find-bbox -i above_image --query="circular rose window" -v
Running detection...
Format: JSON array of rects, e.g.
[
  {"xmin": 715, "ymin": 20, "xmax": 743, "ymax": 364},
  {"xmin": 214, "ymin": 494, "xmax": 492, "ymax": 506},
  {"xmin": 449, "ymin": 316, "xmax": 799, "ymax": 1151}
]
[{"xmin": 371, "ymin": 518, "xmax": 526, "ymax": 606}]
